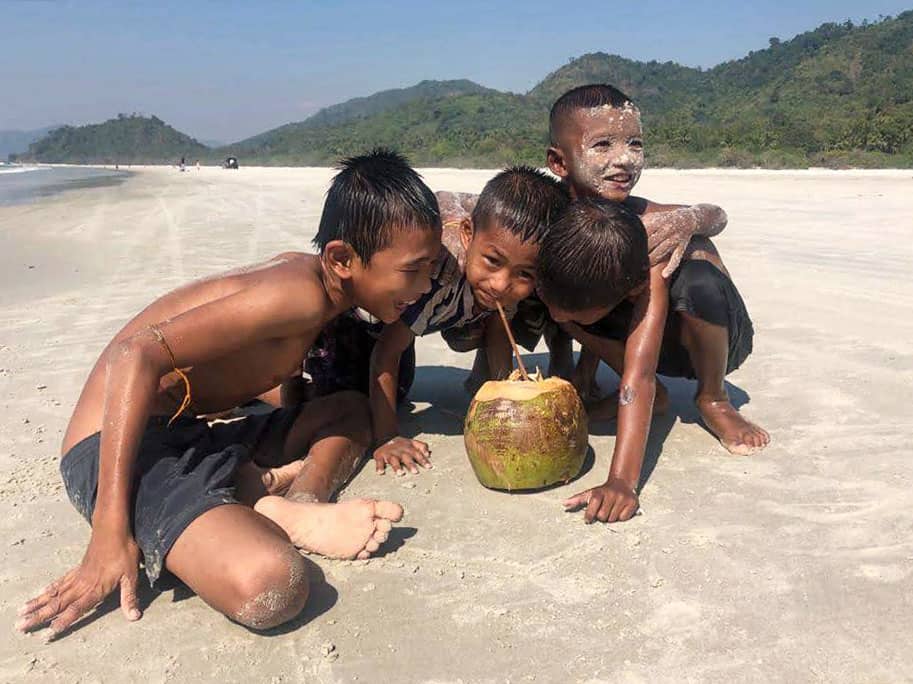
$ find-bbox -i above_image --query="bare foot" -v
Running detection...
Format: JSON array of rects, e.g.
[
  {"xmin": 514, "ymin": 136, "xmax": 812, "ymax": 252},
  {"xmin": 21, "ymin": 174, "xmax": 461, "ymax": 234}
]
[
  {"xmin": 696, "ymin": 396, "xmax": 770, "ymax": 455},
  {"xmin": 586, "ymin": 380, "xmax": 670, "ymax": 422},
  {"xmin": 254, "ymin": 496, "xmax": 404, "ymax": 560},
  {"xmin": 235, "ymin": 459, "xmax": 305, "ymax": 504}
]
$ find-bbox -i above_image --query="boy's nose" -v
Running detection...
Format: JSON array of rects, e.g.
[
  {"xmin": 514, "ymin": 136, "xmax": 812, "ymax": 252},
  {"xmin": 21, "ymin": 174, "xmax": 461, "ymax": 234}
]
[{"xmin": 489, "ymin": 272, "xmax": 510, "ymax": 297}]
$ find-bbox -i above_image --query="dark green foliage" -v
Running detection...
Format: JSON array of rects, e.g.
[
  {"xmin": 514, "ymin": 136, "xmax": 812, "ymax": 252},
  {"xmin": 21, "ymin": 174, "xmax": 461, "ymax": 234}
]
[
  {"xmin": 19, "ymin": 114, "xmax": 208, "ymax": 164},
  {"xmin": 20, "ymin": 13, "xmax": 913, "ymax": 168}
]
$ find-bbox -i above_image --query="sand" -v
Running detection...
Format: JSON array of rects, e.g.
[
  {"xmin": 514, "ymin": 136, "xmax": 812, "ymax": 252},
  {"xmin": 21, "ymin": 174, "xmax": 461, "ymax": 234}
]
[{"xmin": 1, "ymin": 166, "xmax": 911, "ymax": 683}]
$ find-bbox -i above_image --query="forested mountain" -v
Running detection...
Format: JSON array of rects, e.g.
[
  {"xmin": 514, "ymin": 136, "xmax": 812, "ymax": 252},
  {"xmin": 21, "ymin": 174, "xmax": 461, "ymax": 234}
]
[
  {"xmin": 15, "ymin": 115, "xmax": 208, "ymax": 164},
  {"xmin": 18, "ymin": 12, "xmax": 913, "ymax": 168}
]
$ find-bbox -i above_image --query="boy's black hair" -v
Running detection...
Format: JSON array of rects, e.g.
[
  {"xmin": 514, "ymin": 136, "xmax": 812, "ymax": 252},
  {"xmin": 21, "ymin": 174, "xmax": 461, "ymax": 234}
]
[
  {"xmin": 549, "ymin": 84, "xmax": 638, "ymax": 145},
  {"xmin": 537, "ymin": 197, "xmax": 648, "ymax": 312},
  {"xmin": 314, "ymin": 148, "xmax": 441, "ymax": 262},
  {"xmin": 471, "ymin": 166, "xmax": 570, "ymax": 243}
]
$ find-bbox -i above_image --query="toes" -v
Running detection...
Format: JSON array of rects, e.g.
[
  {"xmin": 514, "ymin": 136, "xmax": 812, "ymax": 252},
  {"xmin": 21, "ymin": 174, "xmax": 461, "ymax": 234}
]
[
  {"xmin": 364, "ymin": 539, "xmax": 381, "ymax": 553},
  {"xmin": 372, "ymin": 527, "xmax": 389, "ymax": 545},
  {"xmin": 723, "ymin": 440, "xmax": 755, "ymax": 456},
  {"xmin": 375, "ymin": 518, "xmax": 393, "ymax": 534},
  {"xmin": 373, "ymin": 500, "xmax": 404, "ymax": 522},
  {"xmin": 356, "ymin": 549, "xmax": 371, "ymax": 560}
]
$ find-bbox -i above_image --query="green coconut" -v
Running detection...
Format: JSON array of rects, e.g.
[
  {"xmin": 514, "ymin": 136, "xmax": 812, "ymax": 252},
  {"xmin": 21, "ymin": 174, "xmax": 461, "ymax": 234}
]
[{"xmin": 464, "ymin": 373, "xmax": 588, "ymax": 491}]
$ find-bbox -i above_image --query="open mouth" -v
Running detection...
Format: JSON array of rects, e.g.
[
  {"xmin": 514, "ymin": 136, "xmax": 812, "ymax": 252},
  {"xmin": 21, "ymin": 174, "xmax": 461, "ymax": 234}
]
[{"xmin": 604, "ymin": 173, "xmax": 632, "ymax": 185}]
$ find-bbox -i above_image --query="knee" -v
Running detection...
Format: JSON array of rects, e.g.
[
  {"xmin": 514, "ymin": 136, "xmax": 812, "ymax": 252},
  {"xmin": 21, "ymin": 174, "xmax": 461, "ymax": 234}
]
[
  {"xmin": 230, "ymin": 546, "xmax": 310, "ymax": 630},
  {"xmin": 673, "ymin": 261, "xmax": 728, "ymax": 326}
]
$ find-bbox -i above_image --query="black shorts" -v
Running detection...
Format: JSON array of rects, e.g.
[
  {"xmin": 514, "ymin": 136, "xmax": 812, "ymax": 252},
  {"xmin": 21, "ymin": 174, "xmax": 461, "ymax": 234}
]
[
  {"xmin": 306, "ymin": 315, "xmax": 415, "ymax": 403},
  {"xmin": 60, "ymin": 408, "xmax": 301, "ymax": 586},
  {"xmin": 583, "ymin": 259, "xmax": 754, "ymax": 379}
]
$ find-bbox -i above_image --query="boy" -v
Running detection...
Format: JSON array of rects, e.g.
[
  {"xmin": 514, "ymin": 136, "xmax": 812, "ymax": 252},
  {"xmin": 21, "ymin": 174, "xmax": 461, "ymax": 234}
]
[
  {"xmin": 540, "ymin": 85, "xmax": 770, "ymax": 523},
  {"xmin": 369, "ymin": 166, "xmax": 571, "ymax": 475},
  {"xmin": 16, "ymin": 149, "xmax": 440, "ymax": 636}
]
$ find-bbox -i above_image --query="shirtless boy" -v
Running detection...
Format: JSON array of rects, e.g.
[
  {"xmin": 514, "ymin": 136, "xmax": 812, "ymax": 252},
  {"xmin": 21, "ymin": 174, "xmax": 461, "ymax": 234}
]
[{"xmin": 16, "ymin": 149, "xmax": 441, "ymax": 635}]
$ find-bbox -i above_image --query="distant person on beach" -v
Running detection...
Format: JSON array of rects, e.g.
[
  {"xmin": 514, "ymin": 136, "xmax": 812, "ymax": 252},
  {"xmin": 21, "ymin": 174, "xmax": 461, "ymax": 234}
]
[
  {"xmin": 16, "ymin": 149, "xmax": 440, "ymax": 635},
  {"xmin": 179, "ymin": 156, "xmax": 186, "ymax": 172},
  {"xmin": 539, "ymin": 85, "xmax": 768, "ymax": 525}
]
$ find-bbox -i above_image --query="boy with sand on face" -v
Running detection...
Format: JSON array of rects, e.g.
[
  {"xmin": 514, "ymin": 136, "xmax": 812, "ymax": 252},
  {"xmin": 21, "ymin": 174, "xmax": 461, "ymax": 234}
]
[
  {"xmin": 16, "ymin": 149, "xmax": 441, "ymax": 636},
  {"xmin": 435, "ymin": 117, "xmax": 731, "ymax": 394},
  {"xmin": 368, "ymin": 167, "xmax": 571, "ymax": 475},
  {"xmin": 539, "ymin": 85, "xmax": 769, "ymax": 524}
]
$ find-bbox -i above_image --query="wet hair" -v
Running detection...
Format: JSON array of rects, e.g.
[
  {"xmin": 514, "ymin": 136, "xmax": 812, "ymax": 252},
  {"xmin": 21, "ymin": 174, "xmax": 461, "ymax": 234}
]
[
  {"xmin": 471, "ymin": 166, "xmax": 570, "ymax": 243},
  {"xmin": 549, "ymin": 84, "xmax": 638, "ymax": 146},
  {"xmin": 314, "ymin": 148, "xmax": 441, "ymax": 262},
  {"xmin": 537, "ymin": 197, "xmax": 648, "ymax": 311}
]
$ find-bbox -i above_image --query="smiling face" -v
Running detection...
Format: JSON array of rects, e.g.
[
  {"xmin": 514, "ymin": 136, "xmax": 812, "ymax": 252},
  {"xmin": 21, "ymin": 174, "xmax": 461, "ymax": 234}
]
[
  {"xmin": 549, "ymin": 103, "xmax": 644, "ymax": 202},
  {"xmin": 460, "ymin": 219, "xmax": 539, "ymax": 311},
  {"xmin": 349, "ymin": 225, "xmax": 442, "ymax": 324}
]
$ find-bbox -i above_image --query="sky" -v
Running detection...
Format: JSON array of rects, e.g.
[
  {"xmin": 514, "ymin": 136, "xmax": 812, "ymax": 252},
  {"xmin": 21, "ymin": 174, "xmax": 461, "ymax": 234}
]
[{"xmin": 1, "ymin": 0, "xmax": 910, "ymax": 143}]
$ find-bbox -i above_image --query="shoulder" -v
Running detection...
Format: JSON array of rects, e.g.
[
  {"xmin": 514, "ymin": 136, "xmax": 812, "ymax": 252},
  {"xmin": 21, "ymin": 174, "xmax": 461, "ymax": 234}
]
[
  {"xmin": 245, "ymin": 253, "xmax": 331, "ymax": 326},
  {"xmin": 436, "ymin": 190, "xmax": 478, "ymax": 218}
]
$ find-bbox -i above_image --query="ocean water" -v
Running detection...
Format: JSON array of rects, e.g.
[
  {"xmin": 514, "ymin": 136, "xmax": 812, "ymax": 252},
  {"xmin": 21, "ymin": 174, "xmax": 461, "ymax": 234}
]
[{"xmin": 0, "ymin": 165, "xmax": 129, "ymax": 206}]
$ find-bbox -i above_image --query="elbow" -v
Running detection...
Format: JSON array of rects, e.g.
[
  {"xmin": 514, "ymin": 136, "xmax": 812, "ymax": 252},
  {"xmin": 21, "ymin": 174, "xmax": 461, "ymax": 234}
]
[
  {"xmin": 621, "ymin": 370, "xmax": 655, "ymax": 391},
  {"xmin": 106, "ymin": 335, "xmax": 156, "ymax": 376},
  {"xmin": 698, "ymin": 204, "xmax": 728, "ymax": 234}
]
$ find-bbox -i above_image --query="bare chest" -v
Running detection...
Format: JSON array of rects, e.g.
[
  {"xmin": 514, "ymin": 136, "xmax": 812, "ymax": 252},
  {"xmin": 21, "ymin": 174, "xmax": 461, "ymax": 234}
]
[{"xmin": 171, "ymin": 335, "xmax": 312, "ymax": 412}]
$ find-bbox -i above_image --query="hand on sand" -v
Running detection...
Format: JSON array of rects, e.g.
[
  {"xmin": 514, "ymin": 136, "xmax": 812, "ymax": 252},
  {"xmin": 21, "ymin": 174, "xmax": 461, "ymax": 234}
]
[
  {"xmin": 373, "ymin": 436, "xmax": 432, "ymax": 475},
  {"xmin": 16, "ymin": 527, "xmax": 142, "ymax": 637},
  {"xmin": 563, "ymin": 478, "xmax": 639, "ymax": 524},
  {"xmin": 255, "ymin": 497, "xmax": 404, "ymax": 560}
]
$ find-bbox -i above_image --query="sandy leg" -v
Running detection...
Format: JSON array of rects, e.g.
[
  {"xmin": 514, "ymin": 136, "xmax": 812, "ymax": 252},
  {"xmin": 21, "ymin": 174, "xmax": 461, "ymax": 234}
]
[{"xmin": 254, "ymin": 496, "xmax": 404, "ymax": 560}]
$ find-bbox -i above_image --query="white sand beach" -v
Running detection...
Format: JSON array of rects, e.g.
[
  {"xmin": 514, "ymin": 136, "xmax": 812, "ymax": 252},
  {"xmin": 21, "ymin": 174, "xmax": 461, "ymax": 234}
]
[{"xmin": 1, "ymin": 166, "xmax": 912, "ymax": 682}]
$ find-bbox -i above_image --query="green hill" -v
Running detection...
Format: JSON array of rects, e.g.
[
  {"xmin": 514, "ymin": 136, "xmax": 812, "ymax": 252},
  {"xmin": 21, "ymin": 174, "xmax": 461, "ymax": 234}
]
[
  {"xmin": 17, "ymin": 114, "xmax": 209, "ymax": 164},
  {"xmin": 228, "ymin": 79, "xmax": 501, "ymax": 159},
  {"xmin": 227, "ymin": 12, "xmax": 913, "ymax": 168},
  {"xmin": 18, "ymin": 12, "xmax": 913, "ymax": 168}
]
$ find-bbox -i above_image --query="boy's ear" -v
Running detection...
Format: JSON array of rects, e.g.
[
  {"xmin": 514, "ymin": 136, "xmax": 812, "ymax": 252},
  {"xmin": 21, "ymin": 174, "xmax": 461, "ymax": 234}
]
[
  {"xmin": 459, "ymin": 217, "xmax": 474, "ymax": 252},
  {"xmin": 547, "ymin": 146, "xmax": 569, "ymax": 180},
  {"xmin": 323, "ymin": 240, "xmax": 357, "ymax": 279}
]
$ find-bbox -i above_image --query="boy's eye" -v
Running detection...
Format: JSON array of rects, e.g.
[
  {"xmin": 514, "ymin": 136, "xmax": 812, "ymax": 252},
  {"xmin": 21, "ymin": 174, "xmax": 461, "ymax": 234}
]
[
  {"xmin": 593, "ymin": 140, "xmax": 610, "ymax": 148},
  {"xmin": 629, "ymin": 139, "xmax": 644, "ymax": 149},
  {"xmin": 483, "ymin": 255, "xmax": 500, "ymax": 266},
  {"xmin": 519, "ymin": 271, "xmax": 535, "ymax": 280}
]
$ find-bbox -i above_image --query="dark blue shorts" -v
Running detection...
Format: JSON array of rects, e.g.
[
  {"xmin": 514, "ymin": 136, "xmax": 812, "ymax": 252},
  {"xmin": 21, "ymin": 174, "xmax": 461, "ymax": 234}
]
[
  {"xmin": 582, "ymin": 259, "xmax": 754, "ymax": 379},
  {"xmin": 60, "ymin": 409, "xmax": 301, "ymax": 585}
]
